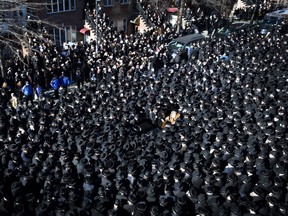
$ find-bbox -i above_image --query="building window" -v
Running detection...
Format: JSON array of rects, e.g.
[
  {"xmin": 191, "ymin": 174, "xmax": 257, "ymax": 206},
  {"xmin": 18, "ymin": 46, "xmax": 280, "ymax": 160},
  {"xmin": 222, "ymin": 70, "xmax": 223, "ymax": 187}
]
[
  {"xmin": 119, "ymin": 0, "xmax": 128, "ymax": 4},
  {"xmin": 47, "ymin": 0, "xmax": 76, "ymax": 13},
  {"xmin": 104, "ymin": 0, "xmax": 112, "ymax": 7},
  {"xmin": 116, "ymin": 19, "xmax": 127, "ymax": 32},
  {"xmin": 117, "ymin": 21, "xmax": 122, "ymax": 32},
  {"xmin": 52, "ymin": 26, "xmax": 77, "ymax": 45}
]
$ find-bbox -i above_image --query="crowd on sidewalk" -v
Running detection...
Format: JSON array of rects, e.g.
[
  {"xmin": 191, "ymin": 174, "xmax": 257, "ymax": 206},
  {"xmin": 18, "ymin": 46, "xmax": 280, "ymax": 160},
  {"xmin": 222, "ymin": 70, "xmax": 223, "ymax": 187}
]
[{"xmin": 0, "ymin": 1, "xmax": 288, "ymax": 216}]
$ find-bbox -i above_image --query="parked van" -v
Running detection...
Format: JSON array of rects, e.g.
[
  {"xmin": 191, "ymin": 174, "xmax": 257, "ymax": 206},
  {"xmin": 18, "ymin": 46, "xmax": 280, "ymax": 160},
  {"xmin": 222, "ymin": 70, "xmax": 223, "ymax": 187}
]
[
  {"xmin": 216, "ymin": 21, "xmax": 251, "ymax": 37},
  {"xmin": 167, "ymin": 33, "xmax": 205, "ymax": 63},
  {"xmin": 259, "ymin": 8, "xmax": 288, "ymax": 35}
]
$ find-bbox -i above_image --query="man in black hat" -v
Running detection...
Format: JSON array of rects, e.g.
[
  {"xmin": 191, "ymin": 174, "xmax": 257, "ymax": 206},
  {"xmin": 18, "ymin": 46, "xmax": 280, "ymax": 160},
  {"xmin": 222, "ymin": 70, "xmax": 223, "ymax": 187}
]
[{"xmin": 76, "ymin": 67, "xmax": 84, "ymax": 89}]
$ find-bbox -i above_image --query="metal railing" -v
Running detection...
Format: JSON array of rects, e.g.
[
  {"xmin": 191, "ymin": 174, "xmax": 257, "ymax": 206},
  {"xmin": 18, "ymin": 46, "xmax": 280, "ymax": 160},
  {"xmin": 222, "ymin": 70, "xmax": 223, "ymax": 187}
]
[
  {"xmin": 136, "ymin": 2, "xmax": 155, "ymax": 28},
  {"xmin": 85, "ymin": 10, "xmax": 95, "ymax": 31},
  {"xmin": 84, "ymin": 9, "xmax": 102, "ymax": 40}
]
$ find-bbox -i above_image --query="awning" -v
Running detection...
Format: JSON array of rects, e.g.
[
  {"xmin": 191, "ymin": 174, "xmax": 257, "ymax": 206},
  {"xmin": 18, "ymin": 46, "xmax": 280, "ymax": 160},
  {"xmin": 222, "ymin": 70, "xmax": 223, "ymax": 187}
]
[
  {"xmin": 167, "ymin": 7, "xmax": 178, "ymax": 13},
  {"xmin": 80, "ymin": 27, "xmax": 90, "ymax": 34},
  {"xmin": 130, "ymin": 15, "xmax": 141, "ymax": 24}
]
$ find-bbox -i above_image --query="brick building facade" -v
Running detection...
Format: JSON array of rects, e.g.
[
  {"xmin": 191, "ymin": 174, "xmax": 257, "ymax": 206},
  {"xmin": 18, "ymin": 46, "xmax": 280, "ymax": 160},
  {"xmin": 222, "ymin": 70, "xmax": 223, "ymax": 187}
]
[
  {"xmin": 29, "ymin": 0, "xmax": 137, "ymax": 46},
  {"xmin": 100, "ymin": 0, "xmax": 136, "ymax": 33},
  {"xmin": 31, "ymin": 0, "xmax": 85, "ymax": 46}
]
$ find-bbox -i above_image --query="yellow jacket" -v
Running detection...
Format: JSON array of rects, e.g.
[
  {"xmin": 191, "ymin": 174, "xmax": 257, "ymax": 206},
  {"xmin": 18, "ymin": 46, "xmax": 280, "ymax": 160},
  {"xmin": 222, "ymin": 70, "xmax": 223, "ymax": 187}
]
[
  {"xmin": 161, "ymin": 111, "xmax": 180, "ymax": 128},
  {"xmin": 10, "ymin": 94, "xmax": 18, "ymax": 109}
]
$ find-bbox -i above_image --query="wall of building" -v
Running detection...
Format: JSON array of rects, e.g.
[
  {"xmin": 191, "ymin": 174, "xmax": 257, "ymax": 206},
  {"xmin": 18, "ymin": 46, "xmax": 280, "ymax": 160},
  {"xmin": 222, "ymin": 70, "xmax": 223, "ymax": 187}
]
[
  {"xmin": 29, "ymin": 0, "xmax": 137, "ymax": 44},
  {"xmin": 100, "ymin": 0, "xmax": 137, "ymax": 34},
  {"xmin": 31, "ymin": 0, "xmax": 85, "ymax": 45}
]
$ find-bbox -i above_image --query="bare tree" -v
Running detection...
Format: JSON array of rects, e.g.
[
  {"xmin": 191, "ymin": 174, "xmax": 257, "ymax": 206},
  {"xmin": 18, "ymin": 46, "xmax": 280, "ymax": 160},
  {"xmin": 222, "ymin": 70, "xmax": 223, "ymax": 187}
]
[
  {"xmin": 0, "ymin": 0, "xmax": 56, "ymax": 76},
  {"xmin": 192, "ymin": 0, "xmax": 236, "ymax": 15},
  {"xmin": 141, "ymin": 0, "xmax": 172, "ymax": 15}
]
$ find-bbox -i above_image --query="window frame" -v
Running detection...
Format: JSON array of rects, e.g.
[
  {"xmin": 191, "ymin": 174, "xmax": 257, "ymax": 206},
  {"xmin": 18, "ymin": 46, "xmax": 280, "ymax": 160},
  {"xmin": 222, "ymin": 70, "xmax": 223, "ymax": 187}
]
[
  {"xmin": 47, "ymin": 0, "xmax": 76, "ymax": 14},
  {"xmin": 119, "ymin": 0, "xmax": 129, "ymax": 5},
  {"xmin": 103, "ymin": 0, "xmax": 113, "ymax": 7},
  {"xmin": 52, "ymin": 25, "xmax": 77, "ymax": 46}
]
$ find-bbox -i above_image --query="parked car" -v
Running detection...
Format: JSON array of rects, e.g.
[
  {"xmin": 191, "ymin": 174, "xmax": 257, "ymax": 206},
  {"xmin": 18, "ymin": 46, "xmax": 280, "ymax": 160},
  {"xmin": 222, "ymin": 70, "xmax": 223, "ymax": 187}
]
[
  {"xmin": 216, "ymin": 21, "xmax": 251, "ymax": 37},
  {"xmin": 167, "ymin": 33, "xmax": 205, "ymax": 63},
  {"xmin": 258, "ymin": 8, "xmax": 288, "ymax": 35}
]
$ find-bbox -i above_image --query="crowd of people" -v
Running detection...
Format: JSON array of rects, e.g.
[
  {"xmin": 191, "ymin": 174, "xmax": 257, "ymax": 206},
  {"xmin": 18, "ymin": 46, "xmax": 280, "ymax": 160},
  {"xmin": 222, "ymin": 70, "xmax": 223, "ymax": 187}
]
[
  {"xmin": 0, "ymin": 1, "xmax": 288, "ymax": 216},
  {"xmin": 234, "ymin": 0, "xmax": 284, "ymax": 21},
  {"xmin": 140, "ymin": 0, "xmax": 229, "ymax": 34}
]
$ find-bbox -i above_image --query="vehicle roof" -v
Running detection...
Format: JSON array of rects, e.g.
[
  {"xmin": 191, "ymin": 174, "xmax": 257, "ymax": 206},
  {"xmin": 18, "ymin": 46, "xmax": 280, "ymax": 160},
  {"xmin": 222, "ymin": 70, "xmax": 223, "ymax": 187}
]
[
  {"xmin": 266, "ymin": 8, "xmax": 288, "ymax": 17},
  {"xmin": 229, "ymin": 21, "xmax": 251, "ymax": 28},
  {"xmin": 173, "ymin": 33, "xmax": 205, "ymax": 44}
]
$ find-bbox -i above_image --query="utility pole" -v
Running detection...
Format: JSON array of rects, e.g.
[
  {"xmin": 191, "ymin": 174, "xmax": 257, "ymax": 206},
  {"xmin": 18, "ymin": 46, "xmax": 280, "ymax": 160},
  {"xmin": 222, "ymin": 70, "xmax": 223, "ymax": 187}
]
[
  {"xmin": 176, "ymin": 0, "xmax": 185, "ymax": 34},
  {"xmin": 95, "ymin": 0, "xmax": 99, "ymax": 52}
]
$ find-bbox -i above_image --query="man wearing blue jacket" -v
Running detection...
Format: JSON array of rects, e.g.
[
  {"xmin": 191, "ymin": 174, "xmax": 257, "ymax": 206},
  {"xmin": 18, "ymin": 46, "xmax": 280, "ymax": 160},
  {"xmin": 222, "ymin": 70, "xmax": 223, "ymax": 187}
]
[
  {"xmin": 60, "ymin": 72, "xmax": 70, "ymax": 96},
  {"xmin": 21, "ymin": 81, "xmax": 34, "ymax": 107},
  {"xmin": 50, "ymin": 75, "xmax": 61, "ymax": 99}
]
